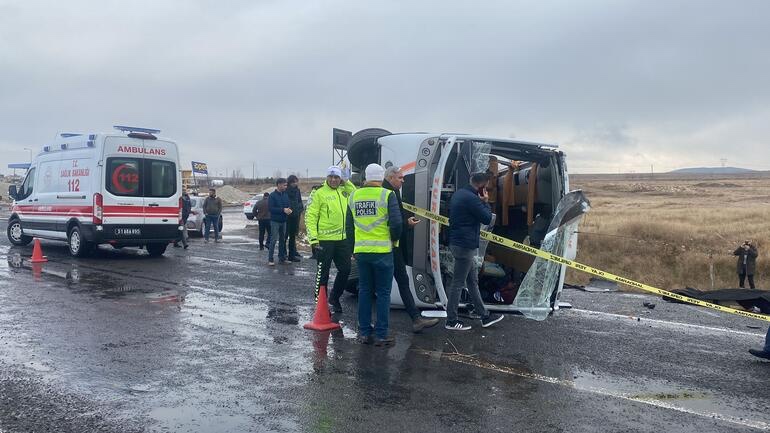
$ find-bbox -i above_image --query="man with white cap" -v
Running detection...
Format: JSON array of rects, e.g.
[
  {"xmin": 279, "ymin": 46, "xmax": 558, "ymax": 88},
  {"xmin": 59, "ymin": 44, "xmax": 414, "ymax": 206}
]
[
  {"xmin": 345, "ymin": 163, "xmax": 402, "ymax": 346},
  {"xmin": 305, "ymin": 166, "xmax": 357, "ymax": 312}
]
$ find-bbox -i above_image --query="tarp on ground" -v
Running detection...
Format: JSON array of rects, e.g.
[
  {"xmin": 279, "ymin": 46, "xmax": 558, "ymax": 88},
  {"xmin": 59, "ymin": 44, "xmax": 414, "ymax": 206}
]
[{"xmin": 663, "ymin": 288, "xmax": 770, "ymax": 314}]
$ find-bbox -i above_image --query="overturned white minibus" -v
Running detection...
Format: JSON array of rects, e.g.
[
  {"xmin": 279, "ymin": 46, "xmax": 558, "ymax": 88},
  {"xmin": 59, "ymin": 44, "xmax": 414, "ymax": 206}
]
[{"xmin": 336, "ymin": 128, "xmax": 589, "ymax": 320}]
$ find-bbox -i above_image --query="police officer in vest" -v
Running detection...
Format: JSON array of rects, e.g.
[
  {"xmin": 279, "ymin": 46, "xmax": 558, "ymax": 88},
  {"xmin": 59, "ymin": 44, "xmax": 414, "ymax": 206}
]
[{"xmin": 346, "ymin": 163, "xmax": 403, "ymax": 346}]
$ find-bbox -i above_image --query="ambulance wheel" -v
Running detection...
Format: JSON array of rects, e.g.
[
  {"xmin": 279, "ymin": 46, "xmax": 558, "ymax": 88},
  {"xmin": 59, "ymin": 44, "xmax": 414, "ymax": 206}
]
[
  {"xmin": 68, "ymin": 226, "xmax": 93, "ymax": 257},
  {"xmin": 7, "ymin": 219, "xmax": 32, "ymax": 246},
  {"xmin": 146, "ymin": 243, "xmax": 167, "ymax": 257},
  {"xmin": 246, "ymin": 214, "xmax": 255, "ymax": 220}
]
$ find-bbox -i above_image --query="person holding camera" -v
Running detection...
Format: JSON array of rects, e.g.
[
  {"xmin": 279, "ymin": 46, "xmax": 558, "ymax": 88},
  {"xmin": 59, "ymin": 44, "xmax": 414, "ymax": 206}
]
[{"xmin": 734, "ymin": 240, "xmax": 758, "ymax": 289}]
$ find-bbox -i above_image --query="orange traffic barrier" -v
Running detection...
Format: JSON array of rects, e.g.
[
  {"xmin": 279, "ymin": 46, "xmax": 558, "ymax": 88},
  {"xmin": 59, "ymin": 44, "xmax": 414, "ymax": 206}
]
[
  {"xmin": 303, "ymin": 285, "xmax": 341, "ymax": 331},
  {"xmin": 30, "ymin": 238, "xmax": 48, "ymax": 263}
]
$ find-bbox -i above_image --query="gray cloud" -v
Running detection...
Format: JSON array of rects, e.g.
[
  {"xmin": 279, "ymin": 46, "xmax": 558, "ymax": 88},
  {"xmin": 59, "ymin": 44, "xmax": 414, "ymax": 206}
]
[{"xmin": 1, "ymin": 0, "xmax": 769, "ymax": 175}]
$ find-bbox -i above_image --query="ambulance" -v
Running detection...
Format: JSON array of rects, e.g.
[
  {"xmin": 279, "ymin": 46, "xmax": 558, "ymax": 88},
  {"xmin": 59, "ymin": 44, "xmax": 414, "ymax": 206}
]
[
  {"xmin": 336, "ymin": 128, "xmax": 590, "ymax": 321},
  {"xmin": 7, "ymin": 126, "xmax": 182, "ymax": 257}
]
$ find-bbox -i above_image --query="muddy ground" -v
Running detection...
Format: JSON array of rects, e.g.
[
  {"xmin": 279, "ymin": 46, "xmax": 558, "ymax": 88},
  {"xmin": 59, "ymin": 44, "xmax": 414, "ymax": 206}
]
[{"xmin": 1, "ymin": 208, "xmax": 769, "ymax": 432}]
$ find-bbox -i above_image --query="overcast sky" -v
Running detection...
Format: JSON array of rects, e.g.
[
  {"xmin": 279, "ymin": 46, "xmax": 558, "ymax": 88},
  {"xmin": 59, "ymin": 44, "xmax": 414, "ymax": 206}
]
[{"xmin": 1, "ymin": 0, "xmax": 768, "ymax": 176}]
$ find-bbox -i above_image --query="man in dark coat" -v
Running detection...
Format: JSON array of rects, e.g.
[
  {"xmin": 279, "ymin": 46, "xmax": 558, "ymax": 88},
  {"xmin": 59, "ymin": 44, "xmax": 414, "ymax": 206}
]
[
  {"xmin": 268, "ymin": 178, "xmax": 292, "ymax": 265},
  {"xmin": 252, "ymin": 192, "xmax": 271, "ymax": 250},
  {"xmin": 174, "ymin": 191, "xmax": 192, "ymax": 249},
  {"xmin": 445, "ymin": 172, "xmax": 504, "ymax": 331},
  {"xmin": 382, "ymin": 165, "xmax": 439, "ymax": 332},
  {"xmin": 286, "ymin": 175, "xmax": 304, "ymax": 261},
  {"xmin": 734, "ymin": 240, "xmax": 758, "ymax": 289}
]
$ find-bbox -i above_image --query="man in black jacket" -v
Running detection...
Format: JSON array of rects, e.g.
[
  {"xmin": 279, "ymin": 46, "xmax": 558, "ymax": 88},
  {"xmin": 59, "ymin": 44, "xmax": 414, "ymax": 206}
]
[
  {"xmin": 445, "ymin": 172, "xmax": 504, "ymax": 331},
  {"xmin": 286, "ymin": 175, "xmax": 304, "ymax": 261},
  {"xmin": 383, "ymin": 166, "xmax": 439, "ymax": 332},
  {"xmin": 174, "ymin": 191, "xmax": 192, "ymax": 249}
]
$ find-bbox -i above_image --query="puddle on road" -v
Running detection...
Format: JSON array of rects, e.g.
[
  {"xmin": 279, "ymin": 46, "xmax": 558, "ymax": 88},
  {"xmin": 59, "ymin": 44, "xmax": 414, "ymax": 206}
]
[
  {"xmin": 3, "ymin": 252, "xmax": 186, "ymax": 305},
  {"xmin": 149, "ymin": 402, "xmax": 263, "ymax": 433},
  {"xmin": 418, "ymin": 349, "xmax": 770, "ymax": 431}
]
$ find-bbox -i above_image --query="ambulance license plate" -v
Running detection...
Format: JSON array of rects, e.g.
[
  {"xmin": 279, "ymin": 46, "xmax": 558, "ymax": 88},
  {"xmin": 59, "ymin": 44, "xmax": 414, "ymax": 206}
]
[{"xmin": 114, "ymin": 228, "xmax": 141, "ymax": 237}]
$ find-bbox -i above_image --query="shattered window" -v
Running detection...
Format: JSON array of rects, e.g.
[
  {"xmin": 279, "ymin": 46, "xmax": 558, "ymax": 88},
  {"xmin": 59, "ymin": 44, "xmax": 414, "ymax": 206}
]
[
  {"xmin": 511, "ymin": 191, "xmax": 591, "ymax": 320},
  {"xmin": 470, "ymin": 141, "xmax": 492, "ymax": 174}
]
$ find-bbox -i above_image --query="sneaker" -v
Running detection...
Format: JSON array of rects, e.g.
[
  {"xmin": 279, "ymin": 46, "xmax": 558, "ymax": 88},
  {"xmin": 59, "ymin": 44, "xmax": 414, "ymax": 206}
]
[
  {"xmin": 749, "ymin": 349, "xmax": 770, "ymax": 360},
  {"xmin": 259, "ymin": 246, "xmax": 264, "ymax": 250},
  {"xmin": 279, "ymin": 259, "xmax": 290, "ymax": 265},
  {"xmin": 412, "ymin": 317, "xmax": 440, "ymax": 332},
  {"xmin": 445, "ymin": 320, "xmax": 472, "ymax": 331},
  {"xmin": 268, "ymin": 261, "xmax": 275, "ymax": 266},
  {"xmin": 374, "ymin": 336, "xmax": 395, "ymax": 346},
  {"xmin": 214, "ymin": 239, "xmax": 220, "ymax": 243},
  {"xmin": 173, "ymin": 243, "xmax": 181, "ymax": 248},
  {"xmin": 357, "ymin": 334, "xmax": 373, "ymax": 345},
  {"xmin": 329, "ymin": 302, "xmax": 343, "ymax": 314},
  {"xmin": 183, "ymin": 245, "xmax": 189, "ymax": 249},
  {"xmin": 290, "ymin": 256, "xmax": 301, "ymax": 262},
  {"xmin": 481, "ymin": 313, "xmax": 504, "ymax": 328}
]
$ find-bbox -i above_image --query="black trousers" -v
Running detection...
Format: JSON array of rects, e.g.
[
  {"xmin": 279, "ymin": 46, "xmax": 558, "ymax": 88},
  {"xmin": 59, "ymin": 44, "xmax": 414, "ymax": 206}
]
[
  {"xmin": 314, "ymin": 240, "xmax": 352, "ymax": 304},
  {"xmin": 258, "ymin": 219, "xmax": 271, "ymax": 247},
  {"xmin": 392, "ymin": 245, "xmax": 420, "ymax": 320},
  {"xmin": 740, "ymin": 272, "xmax": 756, "ymax": 289},
  {"xmin": 287, "ymin": 214, "xmax": 301, "ymax": 257}
]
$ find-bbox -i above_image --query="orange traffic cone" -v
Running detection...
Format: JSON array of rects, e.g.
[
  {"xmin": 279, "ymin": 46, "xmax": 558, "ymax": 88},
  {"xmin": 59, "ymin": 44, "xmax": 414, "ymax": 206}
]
[
  {"xmin": 303, "ymin": 285, "xmax": 341, "ymax": 331},
  {"xmin": 30, "ymin": 238, "xmax": 48, "ymax": 263}
]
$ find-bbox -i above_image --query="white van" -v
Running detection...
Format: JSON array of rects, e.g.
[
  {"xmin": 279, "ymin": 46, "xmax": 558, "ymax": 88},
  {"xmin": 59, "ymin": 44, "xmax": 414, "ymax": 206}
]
[
  {"xmin": 336, "ymin": 128, "xmax": 590, "ymax": 320},
  {"xmin": 7, "ymin": 126, "xmax": 182, "ymax": 257}
]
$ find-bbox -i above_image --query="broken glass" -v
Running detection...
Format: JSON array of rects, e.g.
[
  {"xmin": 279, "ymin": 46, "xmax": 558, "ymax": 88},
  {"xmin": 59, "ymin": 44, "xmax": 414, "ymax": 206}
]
[
  {"xmin": 511, "ymin": 190, "xmax": 591, "ymax": 320},
  {"xmin": 470, "ymin": 141, "xmax": 492, "ymax": 174}
]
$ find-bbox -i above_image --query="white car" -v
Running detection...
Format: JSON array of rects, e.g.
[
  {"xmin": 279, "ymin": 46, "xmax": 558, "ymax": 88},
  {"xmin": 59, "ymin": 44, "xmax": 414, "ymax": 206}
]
[
  {"xmin": 186, "ymin": 196, "xmax": 222, "ymax": 235},
  {"xmin": 242, "ymin": 195, "xmax": 261, "ymax": 220}
]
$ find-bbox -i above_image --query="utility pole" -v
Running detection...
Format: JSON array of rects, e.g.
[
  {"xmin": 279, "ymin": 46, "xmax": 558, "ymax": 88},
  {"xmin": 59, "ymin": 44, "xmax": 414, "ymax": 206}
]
[
  {"xmin": 306, "ymin": 168, "xmax": 309, "ymax": 179},
  {"xmin": 651, "ymin": 164, "xmax": 654, "ymax": 179}
]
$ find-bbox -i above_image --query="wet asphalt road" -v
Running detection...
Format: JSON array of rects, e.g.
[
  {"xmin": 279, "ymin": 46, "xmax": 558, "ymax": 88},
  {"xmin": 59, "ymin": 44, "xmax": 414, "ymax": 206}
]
[{"xmin": 1, "ymin": 207, "xmax": 769, "ymax": 433}]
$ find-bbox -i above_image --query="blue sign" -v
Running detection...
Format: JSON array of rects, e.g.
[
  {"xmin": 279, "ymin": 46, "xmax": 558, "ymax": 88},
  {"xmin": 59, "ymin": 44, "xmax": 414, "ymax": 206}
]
[{"xmin": 192, "ymin": 161, "xmax": 208, "ymax": 175}]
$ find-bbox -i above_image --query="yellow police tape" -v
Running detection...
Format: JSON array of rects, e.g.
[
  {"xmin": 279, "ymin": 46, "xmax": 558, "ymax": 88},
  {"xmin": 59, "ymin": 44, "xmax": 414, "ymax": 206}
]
[{"xmin": 403, "ymin": 202, "xmax": 770, "ymax": 323}]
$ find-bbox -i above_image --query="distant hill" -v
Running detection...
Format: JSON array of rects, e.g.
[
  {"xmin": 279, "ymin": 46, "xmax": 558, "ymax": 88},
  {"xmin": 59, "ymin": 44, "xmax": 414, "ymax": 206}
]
[{"xmin": 668, "ymin": 167, "xmax": 757, "ymax": 174}]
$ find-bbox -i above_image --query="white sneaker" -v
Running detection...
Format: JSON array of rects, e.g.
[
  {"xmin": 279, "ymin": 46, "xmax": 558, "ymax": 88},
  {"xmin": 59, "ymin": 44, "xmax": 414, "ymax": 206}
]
[{"xmin": 445, "ymin": 320, "xmax": 472, "ymax": 331}]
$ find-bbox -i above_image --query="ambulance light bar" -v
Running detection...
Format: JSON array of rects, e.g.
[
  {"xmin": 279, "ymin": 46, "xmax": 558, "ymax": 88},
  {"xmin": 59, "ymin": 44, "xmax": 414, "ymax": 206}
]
[{"xmin": 114, "ymin": 125, "xmax": 161, "ymax": 134}]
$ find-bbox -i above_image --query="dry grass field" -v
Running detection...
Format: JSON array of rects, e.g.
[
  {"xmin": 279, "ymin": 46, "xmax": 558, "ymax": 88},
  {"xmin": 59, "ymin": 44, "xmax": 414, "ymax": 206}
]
[{"xmin": 568, "ymin": 173, "xmax": 770, "ymax": 291}]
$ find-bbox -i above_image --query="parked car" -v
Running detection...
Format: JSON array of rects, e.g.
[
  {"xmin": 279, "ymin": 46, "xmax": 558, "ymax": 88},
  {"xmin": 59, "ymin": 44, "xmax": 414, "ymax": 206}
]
[
  {"xmin": 187, "ymin": 196, "xmax": 222, "ymax": 236},
  {"xmin": 242, "ymin": 195, "xmax": 261, "ymax": 220}
]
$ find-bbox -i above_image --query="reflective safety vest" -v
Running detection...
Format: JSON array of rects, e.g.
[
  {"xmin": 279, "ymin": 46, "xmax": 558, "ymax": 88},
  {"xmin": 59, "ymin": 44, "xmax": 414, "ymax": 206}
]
[{"xmin": 349, "ymin": 186, "xmax": 394, "ymax": 254}]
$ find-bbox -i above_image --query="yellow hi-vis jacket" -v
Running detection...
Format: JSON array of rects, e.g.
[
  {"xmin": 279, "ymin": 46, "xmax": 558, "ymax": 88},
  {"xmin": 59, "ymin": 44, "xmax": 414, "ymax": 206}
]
[
  {"xmin": 348, "ymin": 186, "xmax": 398, "ymax": 254},
  {"xmin": 304, "ymin": 179, "xmax": 356, "ymax": 244}
]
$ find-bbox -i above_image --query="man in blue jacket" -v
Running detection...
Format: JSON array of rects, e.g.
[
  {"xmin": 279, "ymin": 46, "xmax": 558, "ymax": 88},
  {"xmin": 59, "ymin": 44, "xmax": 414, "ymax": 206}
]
[
  {"xmin": 268, "ymin": 178, "xmax": 292, "ymax": 265},
  {"xmin": 445, "ymin": 172, "xmax": 504, "ymax": 331}
]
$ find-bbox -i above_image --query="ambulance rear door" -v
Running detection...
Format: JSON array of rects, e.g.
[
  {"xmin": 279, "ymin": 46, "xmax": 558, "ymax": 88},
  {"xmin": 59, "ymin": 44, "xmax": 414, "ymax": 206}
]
[
  {"xmin": 142, "ymin": 139, "xmax": 179, "ymax": 228},
  {"xmin": 103, "ymin": 136, "xmax": 146, "ymax": 232}
]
